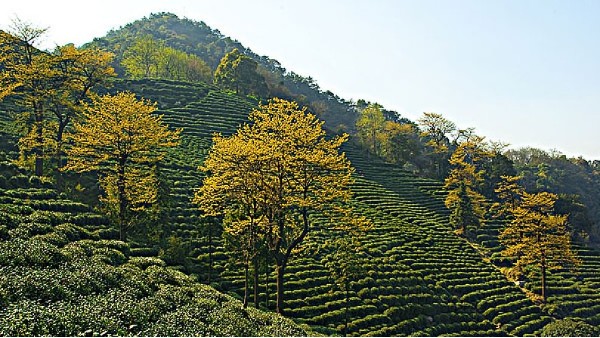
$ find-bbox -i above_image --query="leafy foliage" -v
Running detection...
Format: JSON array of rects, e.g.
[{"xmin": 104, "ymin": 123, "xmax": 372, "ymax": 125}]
[
  {"xmin": 63, "ymin": 92, "xmax": 180, "ymax": 239},
  {"xmin": 0, "ymin": 172, "xmax": 307, "ymax": 336},
  {"xmin": 541, "ymin": 318, "xmax": 598, "ymax": 337},
  {"xmin": 498, "ymin": 179, "xmax": 580, "ymax": 302},
  {"xmin": 195, "ymin": 98, "xmax": 367, "ymax": 313},
  {"xmin": 214, "ymin": 48, "xmax": 268, "ymax": 97}
]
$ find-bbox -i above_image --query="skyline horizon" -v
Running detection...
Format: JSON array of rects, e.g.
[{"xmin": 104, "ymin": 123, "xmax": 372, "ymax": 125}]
[{"xmin": 1, "ymin": 1, "xmax": 599, "ymax": 160}]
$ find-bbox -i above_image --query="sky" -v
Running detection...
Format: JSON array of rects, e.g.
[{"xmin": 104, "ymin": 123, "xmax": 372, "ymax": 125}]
[{"xmin": 1, "ymin": 0, "xmax": 599, "ymax": 159}]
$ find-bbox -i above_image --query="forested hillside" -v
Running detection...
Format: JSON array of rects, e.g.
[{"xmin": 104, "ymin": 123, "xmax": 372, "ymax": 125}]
[{"xmin": 1, "ymin": 12, "xmax": 600, "ymax": 337}]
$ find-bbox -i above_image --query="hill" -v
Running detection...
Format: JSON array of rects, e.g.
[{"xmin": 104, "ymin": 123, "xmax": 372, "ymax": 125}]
[
  {"xmin": 2, "ymin": 12, "xmax": 600, "ymax": 337},
  {"xmin": 87, "ymin": 12, "xmax": 358, "ymax": 132},
  {"xmin": 111, "ymin": 77, "xmax": 600, "ymax": 336}
]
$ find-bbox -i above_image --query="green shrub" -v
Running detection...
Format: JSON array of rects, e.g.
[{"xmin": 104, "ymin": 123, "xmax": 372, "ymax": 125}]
[{"xmin": 541, "ymin": 318, "xmax": 598, "ymax": 337}]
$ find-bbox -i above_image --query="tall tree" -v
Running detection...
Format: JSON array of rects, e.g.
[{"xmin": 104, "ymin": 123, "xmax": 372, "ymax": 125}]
[
  {"xmin": 49, "ymin": 44, "xmax": 116, "ymax": 170},
  {"xmin": 444, "ymin": 136, "xmax": 489, "ymax": 238},
  {"xmin": 195, "ymin": 98, "xmax": 367, "ymax": 314},
  {"xmin": 122, "ymin": 34, "xmax": 159, "ymax": 78},
  {"xmin": 214, "ymin": 48, "xmax": 267, "ymax": 96},
  {"xmin": 0, "ymin": 19, "xmax": 57, "ymax": 176},
  {"xmin": 63, "ymin": 92, "xmax": 180, "ymax": 240},
  {"xmin": 324, "ymin": 236, "xmax": 369, "ymax": 337},
  {"xmin": 355, "ymin": 103, "xmax": 385, "ymax": 156},
  {"xmin": 498, "ymin": 188, "xmax": 580, "ymax": 303},
  {"xmin": 379, "ymin": 120, "xmax": 421, "ymax": 165},
  {"xmin": 418, "ymin": 112, "xmax": 456, "ymax": 179}
]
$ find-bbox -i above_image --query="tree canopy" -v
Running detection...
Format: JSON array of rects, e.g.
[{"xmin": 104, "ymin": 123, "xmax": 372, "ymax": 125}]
[
  {"xmin": 63, "ymin": 92, "xmax": 180, "ymax": 240},
  {"xmin": 213, "ymin": 48, "xmax": 268, "ymax": 97},
  {"xmin": 195, "ymin": 98, "xmax": 368, "ymax": 314},
  {"xmin": 498, "ymin": 179, "xmax": 579, "ymax": 303}
]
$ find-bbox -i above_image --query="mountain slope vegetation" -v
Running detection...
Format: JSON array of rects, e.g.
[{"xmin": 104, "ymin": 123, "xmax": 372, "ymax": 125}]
[
  {"xmin": 0, "ymin": 161, "xmax": 306, "ymax": 336},
  {"xmin": 1, "ymin": 12, "xmax": 600, "ymax": 338}
]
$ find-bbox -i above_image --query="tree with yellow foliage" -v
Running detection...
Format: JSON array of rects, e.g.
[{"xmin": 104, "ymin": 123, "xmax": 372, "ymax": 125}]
[
  {"xmin": 0, "ymin": 20, "xmax": 58, "ymax": 176},
  {"xmin": 63, "ymin": 92, "xmax": 180, "ymax": 240},
  {"xmin": 195, "ymin": 98, "xmax": 368, "ymax": 314},
  {"xmin": 49, "ymin": 44, "xmax": 116, "ymax": 168},
  {"xmin": 1, "ymin": 20, "xmax": 116, "ymax": 177},
  {"xmin": 444, "ymin": 136, "xmax": 489, "ymax": 238},
  {"xmin": 498, "ymin": 180, "xmax": 579, "ymax": 303}
]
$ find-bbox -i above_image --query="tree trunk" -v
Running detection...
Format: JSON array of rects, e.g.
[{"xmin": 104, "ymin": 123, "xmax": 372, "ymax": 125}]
[
  {"xmin": 541, "ymin": 256, "xmax": 547, "ymax": 303},
  {"xmin": 34, "ymin": 103, "xmax": 44, "ymax": 177},
  {"xmin": 275, "ymin": 260, "xmax": 286, "ymax": 314},
  {"xmin": 243, "ymin": 261, "xmax": 249, "ymax": 309},
  {"xmin": 54, "ymin": 118, "xmax": 68, "ymax": 189},
  {"xmin": 265, "ymin": 254, "xmax": 270, "ymax": 309},
  {"xmin": 208, "ymin": 224, "xmax": 213, "ymax": 284},
  {"xmin": 253, "ymin": 255, "xmax": 259, "ymax": 308},
  {"xmin": 117, "ymin": 157, "xmax": 127, "ymax": 241}
]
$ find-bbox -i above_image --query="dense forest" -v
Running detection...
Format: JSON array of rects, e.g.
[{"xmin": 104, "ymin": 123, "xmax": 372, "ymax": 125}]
[{"xmin": 1, "ymin": 12, "xmax": 600, "ymax": 337}]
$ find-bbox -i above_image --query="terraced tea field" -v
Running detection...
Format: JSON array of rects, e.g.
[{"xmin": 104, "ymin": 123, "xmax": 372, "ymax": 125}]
[
  {"xmin": 3, "ymin": 78, "xmax": 600, "ymax": 335},
  {"xmin": 106, "ymin": 79, "xmax": 555, "ymax": 335},
  {"xmin": 0, "ymin": 161, "xmax": 305, "ymax": 336}
]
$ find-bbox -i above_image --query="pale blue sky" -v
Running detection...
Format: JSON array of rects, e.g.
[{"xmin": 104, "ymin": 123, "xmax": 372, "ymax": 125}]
[{"xmin": 2, "ymin": 0, "xmax": 599, "ymax": 159}]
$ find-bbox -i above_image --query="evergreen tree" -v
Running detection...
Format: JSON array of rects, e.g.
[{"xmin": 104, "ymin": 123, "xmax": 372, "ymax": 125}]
[{"xmin": 214, "ymin": 48, "xmax": 267, "ymax": 96}]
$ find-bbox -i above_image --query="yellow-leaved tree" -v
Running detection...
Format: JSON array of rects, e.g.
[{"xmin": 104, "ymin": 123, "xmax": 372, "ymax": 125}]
[
  {"xmin": 63, "ymin": 92, "xmax": 180, "ymax": 240},
  {"xmin": 444, "ymin": 136, "xmax": 489, "ymax": 238},
  {"xmin": 0, "ymin": 20, "xmax": 59, "ymax": 176},
  {"xmin": 195, "ymin": 98, "xmax": 369, "ymax": 314},
  {"xmin": 1, "ymin": 21, "xmax": 115, "ymax": 177},
  {"xmin": 49, "ymin": 44, "xmax": 116, "ymax": 170},
  {"xmin": 497, "ymin": 177, "xmax": 579, "ymax": 303}
]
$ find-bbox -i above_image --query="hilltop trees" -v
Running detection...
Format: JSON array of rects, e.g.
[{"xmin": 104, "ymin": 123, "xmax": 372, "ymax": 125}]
[
  {"xmin": 355, "ymin": 104, "xmax": 385, "ymax": 156},
  {"xmin": 63, "ymin": 92, "xmax": 181, "ymax": 240},
  {"xmin": 195, "ymin": 98, "xmax": 366, "ymax": 314},
  {"xmin": 418, "ymin": 112, "xmax": 456, "ymax": 178},
  {"xmin": 214, "ymin": 48, "xmax": 268, "ymax": 97},
  {"xmin": 122, "ymin": 34, "xmax": 212, "ymax": 82},
  {"xmin": 497, "ymin": 177, "xmax": 579, "ymax": 303}
]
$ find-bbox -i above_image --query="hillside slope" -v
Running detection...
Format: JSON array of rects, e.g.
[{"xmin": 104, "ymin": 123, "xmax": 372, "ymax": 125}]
[
  {"xmin": 87, "ymin": 12, "xmax": 358, "ymax": 131},
  {"xmin": 0, "ymin": 160, "xmax": 307, "ymax": 336},
  {"xmin": 98, "ymin": 78, "xmax": 554, "ymax": 336},
  {"xmin": 115, "ymin": 78, "xmax": 600, "ymax": 336}
]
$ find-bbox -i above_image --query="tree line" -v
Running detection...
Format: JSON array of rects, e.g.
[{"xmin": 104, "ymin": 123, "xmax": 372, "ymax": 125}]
[
  {"xmin": 354, "ymin": 103, "xmax": 582, "ymax": 303},
  {"xmin": 0, "ymin": 20, "xmax": 371, "ymax": 317},
  {"xmin": 0, "ymin": 20, "xmax": 181, "ymax": 240}
]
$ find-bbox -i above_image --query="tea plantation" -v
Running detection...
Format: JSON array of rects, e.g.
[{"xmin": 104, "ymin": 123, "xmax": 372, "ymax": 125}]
[
  {"xmin": 0, "ymin": 157, "xmax": 307, "ymax": 336},
  {"xmin": 2, "ymin": 78, "xmax": 600, "ymax": 336}
]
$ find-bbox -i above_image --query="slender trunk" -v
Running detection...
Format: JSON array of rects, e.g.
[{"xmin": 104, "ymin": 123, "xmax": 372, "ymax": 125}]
[
  {"xmin": 55, "ymin": 119, "xmax": 67, "ymax": 189},
  {"xmin": 541, "ymin": 255, "xmax": 547, "ymax": 303},
  {"xmin": 275, "ymin": 260, "xmax": 286, "ymax": 314},
  {"xmin": 253, "ymin": 255, "xmax": 259, "ymax": 308},
  {"xmin": 265, "ymin": 254, "xmax": 270, "ymax": 309},
  {"xmin": 117, "ymin": 157, "xmax": 127, "ymax": 241},
  {"xmin": 243, "ymin": 261, "xmax": 249, "ymax": 309},
  {"xmin": 208, "ymin": 224, "xmax": 213, "ymax": 284},
  {"xmin": 34, "ymin": 102, "xmax": 44, "ymax": 177}
]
